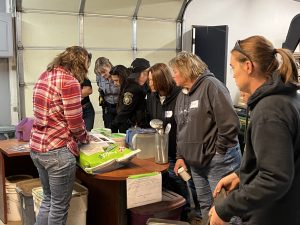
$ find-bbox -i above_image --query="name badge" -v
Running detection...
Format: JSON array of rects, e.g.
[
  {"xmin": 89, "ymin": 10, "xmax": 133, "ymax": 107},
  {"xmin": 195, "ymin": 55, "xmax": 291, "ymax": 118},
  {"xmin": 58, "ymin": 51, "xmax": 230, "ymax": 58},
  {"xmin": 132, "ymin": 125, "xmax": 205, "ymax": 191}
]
[
  {"xmin": 165, "ymin": 111, "xmax": 173, "ymax": 118},
  {"xmin": 190, "ymin": 100, "xmax": 199, "ymax": 109}
]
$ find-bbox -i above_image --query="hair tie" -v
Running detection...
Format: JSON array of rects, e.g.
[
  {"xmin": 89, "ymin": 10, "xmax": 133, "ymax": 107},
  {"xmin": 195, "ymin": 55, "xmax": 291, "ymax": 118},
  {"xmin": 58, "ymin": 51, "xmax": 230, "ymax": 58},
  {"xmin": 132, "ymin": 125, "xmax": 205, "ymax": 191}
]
[{"xmin": 273, "ymin": 49, "xmax": 277, "ymax": 55}]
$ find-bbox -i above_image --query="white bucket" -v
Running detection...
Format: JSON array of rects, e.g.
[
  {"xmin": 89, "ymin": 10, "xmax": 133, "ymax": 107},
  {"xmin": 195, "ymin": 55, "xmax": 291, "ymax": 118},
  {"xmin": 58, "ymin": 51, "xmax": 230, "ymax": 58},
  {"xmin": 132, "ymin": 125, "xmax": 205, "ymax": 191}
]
[
  {"xmin": 32, "ymin": 182, "xmax": 88, "ymax": 225},
  {"xmin": 6, "ymin": 175, "xmax": 33, "ymax": 221}
]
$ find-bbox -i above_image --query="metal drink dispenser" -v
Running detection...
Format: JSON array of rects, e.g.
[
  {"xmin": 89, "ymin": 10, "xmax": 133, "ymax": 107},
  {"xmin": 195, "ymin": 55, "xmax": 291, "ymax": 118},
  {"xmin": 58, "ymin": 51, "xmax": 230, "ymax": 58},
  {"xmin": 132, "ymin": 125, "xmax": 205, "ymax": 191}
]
[
  {"xmin": 150, "ymin": 119, "xmax": 171, "ymax": 164},
  {"xmin": 154, "ymin": 133, "xmax": 169, "ymax": 164}
]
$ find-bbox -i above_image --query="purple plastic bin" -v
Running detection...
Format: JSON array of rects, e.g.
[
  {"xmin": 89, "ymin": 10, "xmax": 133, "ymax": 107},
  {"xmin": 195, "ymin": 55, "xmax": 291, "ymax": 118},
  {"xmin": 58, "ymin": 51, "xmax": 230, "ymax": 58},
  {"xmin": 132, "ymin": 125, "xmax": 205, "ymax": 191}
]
[
  {"xmin": 15, "ymin": 118, "xmax": 34, "ymax": 141},
  {"xmin": 129, "ymin": 190, "xmax": 186, "ymax": 225}
]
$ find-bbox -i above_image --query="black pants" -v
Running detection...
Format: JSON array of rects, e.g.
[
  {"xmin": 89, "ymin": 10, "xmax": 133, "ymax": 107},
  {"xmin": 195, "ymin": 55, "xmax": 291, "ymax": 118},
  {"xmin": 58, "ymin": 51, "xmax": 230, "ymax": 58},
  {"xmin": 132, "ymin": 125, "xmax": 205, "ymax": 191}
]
[
  {"xmin": 82, "ymin": 102, "xmax": 95, "ymax": 131},
  {"xmin": 102, "ymin": 103, "xmax": 117, "ymax": 129}
]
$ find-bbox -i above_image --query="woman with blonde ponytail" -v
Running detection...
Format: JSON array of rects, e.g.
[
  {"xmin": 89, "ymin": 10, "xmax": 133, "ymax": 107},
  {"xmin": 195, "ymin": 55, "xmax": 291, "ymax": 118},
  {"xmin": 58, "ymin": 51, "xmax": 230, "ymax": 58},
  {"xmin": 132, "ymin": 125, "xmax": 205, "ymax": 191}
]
[{"xmin": 209, "ymin": 35, "xmax": 300, "ymax": 225}]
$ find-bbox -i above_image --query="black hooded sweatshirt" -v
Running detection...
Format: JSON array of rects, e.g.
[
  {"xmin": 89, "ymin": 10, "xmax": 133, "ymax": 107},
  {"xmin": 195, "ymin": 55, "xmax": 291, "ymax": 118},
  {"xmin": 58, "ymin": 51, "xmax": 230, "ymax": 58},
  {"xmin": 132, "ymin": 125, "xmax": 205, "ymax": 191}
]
[
  {"xmin": 215, "ymin": 72, "xmax": 300, "ymax": 225},
  {"xmin": 146, "ymin": 86, "xmax": 181, "ymax": 159},
  {"xmin": 174, "ymin": 71, "xmax": 239, "ymax": 167}
]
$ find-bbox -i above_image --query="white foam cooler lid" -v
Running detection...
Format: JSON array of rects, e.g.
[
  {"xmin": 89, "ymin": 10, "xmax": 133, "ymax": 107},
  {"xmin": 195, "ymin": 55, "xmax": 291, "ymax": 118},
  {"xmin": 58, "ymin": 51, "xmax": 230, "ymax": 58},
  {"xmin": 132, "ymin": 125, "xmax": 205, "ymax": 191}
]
[
  {"xmin": 5, "ymin": 175, "xmax": 33, "ymax": 188},
  {"xmin": 32, "ymin": 182, "xmax": 88, "ymax": 199}
]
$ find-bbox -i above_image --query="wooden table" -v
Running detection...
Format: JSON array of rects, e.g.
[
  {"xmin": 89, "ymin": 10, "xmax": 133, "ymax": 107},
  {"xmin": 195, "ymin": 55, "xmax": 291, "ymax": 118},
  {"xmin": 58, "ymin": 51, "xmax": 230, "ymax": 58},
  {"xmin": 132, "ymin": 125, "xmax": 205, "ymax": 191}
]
[
  {"xmin": 0, "ymin": 139, "xmax": 168, "ymax": 225},
  {"xmin": 76, "ymin": 157, "xmax": 169, "ymax": 225},
  {"xmin": 0, "ymin": 139, "xmax": 38, "ymax": 224}
]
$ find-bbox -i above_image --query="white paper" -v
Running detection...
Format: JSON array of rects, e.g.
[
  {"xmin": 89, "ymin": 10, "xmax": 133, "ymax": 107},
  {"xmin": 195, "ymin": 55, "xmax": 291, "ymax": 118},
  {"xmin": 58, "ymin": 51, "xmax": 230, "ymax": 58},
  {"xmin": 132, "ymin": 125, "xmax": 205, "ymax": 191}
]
[
  {"xmin": 80, "ymin": 143, "xmax": 106, "ymax": 156},
  {"xmin": 80, "ymin": 133, "xmax": 116, "ymax": 156},
  {"xmin": 190, "ymin": 100, "xmax": 199, "ymax": 109},
  {"xmin": 126, "ymin": 172, "xmax": 162, "ymax": 209},
  {"xmin": 89, "ymin": 133, "xmax": 115, "ymax": 144},
  {"xmin": 165, "ymin": 110, "xmax": 173, "ymax": 118}
]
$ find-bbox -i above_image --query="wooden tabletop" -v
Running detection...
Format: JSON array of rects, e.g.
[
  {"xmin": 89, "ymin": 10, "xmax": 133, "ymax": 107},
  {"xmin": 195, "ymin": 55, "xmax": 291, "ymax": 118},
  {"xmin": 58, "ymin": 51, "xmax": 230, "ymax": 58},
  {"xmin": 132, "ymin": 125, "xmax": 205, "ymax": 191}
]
[
  {"xmin": 77, "ymin": 157, "xmax": 169, "ymax": 181},
  {"xmin": 0, "ymin": 139, "xmax": 29, "ymax": 157},
  {"xmin": 1, "ymin": 139, "xmax": 169, "ymax": 181}
]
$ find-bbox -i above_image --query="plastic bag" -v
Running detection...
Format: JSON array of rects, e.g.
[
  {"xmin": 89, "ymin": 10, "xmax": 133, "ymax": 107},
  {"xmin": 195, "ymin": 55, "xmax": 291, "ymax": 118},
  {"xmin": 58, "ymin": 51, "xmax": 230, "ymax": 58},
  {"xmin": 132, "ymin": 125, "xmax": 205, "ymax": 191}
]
[
  {"xmin": 15, "ymin": 117, "xmax": 34, "ymax": 141},
  {"xmin": 78, "ymin": 143, "xmax": 140, "ymax": 174}
]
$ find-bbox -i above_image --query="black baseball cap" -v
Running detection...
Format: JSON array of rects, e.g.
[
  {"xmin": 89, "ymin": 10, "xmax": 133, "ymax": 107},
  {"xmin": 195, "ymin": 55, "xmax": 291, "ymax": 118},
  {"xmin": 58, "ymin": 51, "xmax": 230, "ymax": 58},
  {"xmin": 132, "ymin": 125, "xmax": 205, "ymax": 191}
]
[{"xmin": 129, "ymin": 58, "xmax": 150, "ymax": 79}]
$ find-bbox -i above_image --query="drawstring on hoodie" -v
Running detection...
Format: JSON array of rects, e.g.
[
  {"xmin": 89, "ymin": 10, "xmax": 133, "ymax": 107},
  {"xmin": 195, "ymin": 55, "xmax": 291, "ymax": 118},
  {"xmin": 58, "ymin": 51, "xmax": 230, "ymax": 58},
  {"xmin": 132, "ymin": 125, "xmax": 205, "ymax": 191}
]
[{"xmin": 244, "ymin": 107, "xmax": 250, "ymax": 148}]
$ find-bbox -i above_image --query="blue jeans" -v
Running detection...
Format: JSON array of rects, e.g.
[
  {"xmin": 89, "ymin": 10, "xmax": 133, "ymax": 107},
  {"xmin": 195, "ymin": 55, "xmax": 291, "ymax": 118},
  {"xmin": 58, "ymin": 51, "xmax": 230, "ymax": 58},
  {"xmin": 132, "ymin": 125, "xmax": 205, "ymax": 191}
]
[
  {"xmin": 190, "ymin": 145, "xmax": 241, "ymax": 217},
  {"xmin": 30, "ymin": 147, "xmax": 76, "ymax": 225}
]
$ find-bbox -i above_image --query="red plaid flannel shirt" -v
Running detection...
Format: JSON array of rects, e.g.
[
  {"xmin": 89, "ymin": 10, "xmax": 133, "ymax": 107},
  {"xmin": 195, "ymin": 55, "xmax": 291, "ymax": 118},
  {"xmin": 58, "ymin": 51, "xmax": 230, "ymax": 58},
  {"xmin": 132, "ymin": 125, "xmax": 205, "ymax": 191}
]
[{"xmin": 29, "ymin": 67, "xmax": 88, "ymax": 156}]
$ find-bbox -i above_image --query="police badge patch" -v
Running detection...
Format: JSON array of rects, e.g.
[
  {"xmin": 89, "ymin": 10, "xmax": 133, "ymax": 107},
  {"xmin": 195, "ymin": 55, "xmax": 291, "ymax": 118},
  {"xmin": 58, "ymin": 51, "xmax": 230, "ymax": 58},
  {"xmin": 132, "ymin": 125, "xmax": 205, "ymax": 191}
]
[{"xmin": 123, "ymin": 92, "xmax": 133, "ymax": 105}]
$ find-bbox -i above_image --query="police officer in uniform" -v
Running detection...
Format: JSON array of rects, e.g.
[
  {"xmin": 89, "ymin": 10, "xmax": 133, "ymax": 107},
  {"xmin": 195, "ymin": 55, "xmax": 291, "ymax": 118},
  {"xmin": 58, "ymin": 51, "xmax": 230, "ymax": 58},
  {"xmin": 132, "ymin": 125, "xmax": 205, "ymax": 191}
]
[
  {"xmin": 94, "ymin": 57, "xmax": 119, "ymax": 128},
  {"xmin": 110, "ymin": 58, "xmax": 150, "ymax": 133}
]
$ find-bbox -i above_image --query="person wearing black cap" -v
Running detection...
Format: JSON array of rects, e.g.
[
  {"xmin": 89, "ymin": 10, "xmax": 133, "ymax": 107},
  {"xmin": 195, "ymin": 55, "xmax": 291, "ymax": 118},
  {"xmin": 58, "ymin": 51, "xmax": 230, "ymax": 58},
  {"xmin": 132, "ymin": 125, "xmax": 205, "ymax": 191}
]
[{"xmin": 110, "ymin": 58, "xmax": 150, "ymax": 133}]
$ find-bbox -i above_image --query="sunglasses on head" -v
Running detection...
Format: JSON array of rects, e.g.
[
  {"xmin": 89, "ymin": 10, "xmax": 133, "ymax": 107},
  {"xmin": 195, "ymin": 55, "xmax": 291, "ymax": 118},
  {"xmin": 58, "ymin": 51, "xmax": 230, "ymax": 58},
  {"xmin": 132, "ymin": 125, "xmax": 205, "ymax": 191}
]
[{"xmin": 234, "ymin": 40, "xmax": 253, "ymax": 64}]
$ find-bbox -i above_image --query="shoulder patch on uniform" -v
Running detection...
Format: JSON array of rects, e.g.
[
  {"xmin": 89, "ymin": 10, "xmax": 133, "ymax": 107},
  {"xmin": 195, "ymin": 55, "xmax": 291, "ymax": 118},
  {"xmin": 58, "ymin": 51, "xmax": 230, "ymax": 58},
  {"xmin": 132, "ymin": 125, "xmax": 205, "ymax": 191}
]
[{"xmin": 123, "ymin": 92, "xmax": 133, "ymax": 105}]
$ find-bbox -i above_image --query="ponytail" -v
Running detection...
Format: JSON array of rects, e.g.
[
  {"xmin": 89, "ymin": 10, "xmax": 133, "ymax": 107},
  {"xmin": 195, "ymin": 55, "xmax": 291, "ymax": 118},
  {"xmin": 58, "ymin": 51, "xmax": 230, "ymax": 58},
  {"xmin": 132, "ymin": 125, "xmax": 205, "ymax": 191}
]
[
  {"xmin": 232, "ymin": 36, "xmax": 299, "ymax": 84},
  {"xmin": 276, "ymin": 48, "xmax": 298, "ymax": 83}
]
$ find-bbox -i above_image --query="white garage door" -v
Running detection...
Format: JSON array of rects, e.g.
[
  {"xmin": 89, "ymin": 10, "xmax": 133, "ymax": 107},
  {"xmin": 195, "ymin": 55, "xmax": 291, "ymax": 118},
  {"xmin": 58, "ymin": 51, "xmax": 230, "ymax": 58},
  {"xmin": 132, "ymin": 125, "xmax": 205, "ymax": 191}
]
[{"xmin": 16, "ymin": 0, "xmax": 187, "ymax": 128}]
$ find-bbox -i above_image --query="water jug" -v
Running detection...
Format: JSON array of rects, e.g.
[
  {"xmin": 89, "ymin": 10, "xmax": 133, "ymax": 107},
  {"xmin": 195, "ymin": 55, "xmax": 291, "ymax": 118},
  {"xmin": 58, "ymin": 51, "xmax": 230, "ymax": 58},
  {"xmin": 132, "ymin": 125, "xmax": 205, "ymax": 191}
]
[{"xmin": 132, "ymin": 133, "xmax": 156, "ymax": 159}]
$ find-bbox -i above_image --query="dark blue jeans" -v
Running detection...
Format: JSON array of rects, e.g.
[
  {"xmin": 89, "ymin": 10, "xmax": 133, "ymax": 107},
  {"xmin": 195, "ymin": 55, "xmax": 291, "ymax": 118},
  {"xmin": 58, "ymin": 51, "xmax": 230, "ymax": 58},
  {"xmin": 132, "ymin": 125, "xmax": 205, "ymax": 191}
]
[
  {"xmin": 163, "ymin": 159, "xmax": 189, "ymax": 199},
  {"xmin": 163, "ymin": 158, "xmax": 191, "ymax": 220},
  {"xmin": 30, "ymin": 147, "xmax": 76, "ymax": 225}
]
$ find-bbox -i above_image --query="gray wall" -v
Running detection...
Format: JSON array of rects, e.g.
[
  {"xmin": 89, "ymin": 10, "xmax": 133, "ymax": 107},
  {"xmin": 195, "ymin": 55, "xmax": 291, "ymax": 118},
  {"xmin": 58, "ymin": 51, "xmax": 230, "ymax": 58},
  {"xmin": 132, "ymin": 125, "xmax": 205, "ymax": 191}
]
[
  {"xmin": 0, "ymin": 0, "xmax": 5, "ymax": 12},
  {"xmin": 0, "ymin": 0, "xmax": 12, "ymax": 126},
  {"xmin": 0, "ymin": 58, "xmax": 11, "ymax": 125},
  {"xmin": 183, "ymin": 0, "xmax": 300, "ymax": 103}
]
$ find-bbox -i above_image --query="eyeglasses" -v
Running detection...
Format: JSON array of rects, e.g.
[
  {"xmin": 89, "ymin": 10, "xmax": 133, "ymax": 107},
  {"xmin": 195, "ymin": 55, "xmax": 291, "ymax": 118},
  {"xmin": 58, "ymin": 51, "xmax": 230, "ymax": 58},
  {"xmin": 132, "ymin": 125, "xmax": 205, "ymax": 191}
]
[{"xmin": 233, "ymin": 40, "xmax": 253, "ymax": 64}]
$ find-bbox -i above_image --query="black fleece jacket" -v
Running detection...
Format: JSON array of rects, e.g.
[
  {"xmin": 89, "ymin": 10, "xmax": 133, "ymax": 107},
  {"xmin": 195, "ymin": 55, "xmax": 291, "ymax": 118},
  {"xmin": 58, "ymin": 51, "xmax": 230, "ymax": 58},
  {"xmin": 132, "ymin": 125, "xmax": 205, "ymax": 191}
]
[
  {"xmin": 146, "ymin": 86, "xmax": 181, "ymax": 159},
  {"xmin": 175, "ymin": 71, "xmax": 239, "ymax": 167},
  {"xmin": 215, "ymin": 72, "xmax": 300, "ymax": 225}
]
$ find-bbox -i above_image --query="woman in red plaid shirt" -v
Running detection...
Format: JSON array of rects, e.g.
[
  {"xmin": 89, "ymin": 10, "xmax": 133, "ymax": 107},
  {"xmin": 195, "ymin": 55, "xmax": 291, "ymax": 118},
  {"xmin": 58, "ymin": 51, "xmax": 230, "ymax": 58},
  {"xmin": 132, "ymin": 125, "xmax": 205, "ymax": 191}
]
[{"xmin": 29, "ymin": 46, "xmax": 90, "ymax": 225}]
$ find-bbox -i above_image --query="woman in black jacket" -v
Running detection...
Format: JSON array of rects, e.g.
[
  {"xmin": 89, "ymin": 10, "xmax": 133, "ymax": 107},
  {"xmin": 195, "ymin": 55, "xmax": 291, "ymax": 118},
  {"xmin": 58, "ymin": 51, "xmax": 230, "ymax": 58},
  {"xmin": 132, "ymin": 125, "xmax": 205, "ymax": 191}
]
[
  {"xmin": 110, "ymin": 59, "xmax": 149, "ymax": 133},
  {"xmin": 110, "ymin": 65, "xmax": 130, "ymax": 100},
  {"xmin": 147, "ymin": 63, "xmax": 194, "ymax": 221},
  {"xmin": 210, "ymin": 35, "xmax": 300, "ymax": 225},
  {"xmin": 147, "ymin": 63, "xmax": 181, "ymax": 162}
]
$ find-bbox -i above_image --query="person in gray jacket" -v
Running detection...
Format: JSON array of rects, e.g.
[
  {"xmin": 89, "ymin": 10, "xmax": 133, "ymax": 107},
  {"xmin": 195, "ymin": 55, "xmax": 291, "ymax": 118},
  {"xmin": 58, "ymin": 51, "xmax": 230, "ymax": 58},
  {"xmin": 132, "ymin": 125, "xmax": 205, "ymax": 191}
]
[
  {"xmin": 210, "ymin": 36, "xmax": 300, "ymax": 225},
  {"xmin": 169, "ymin": 51, "xmax": 241, "ymax": 223}
]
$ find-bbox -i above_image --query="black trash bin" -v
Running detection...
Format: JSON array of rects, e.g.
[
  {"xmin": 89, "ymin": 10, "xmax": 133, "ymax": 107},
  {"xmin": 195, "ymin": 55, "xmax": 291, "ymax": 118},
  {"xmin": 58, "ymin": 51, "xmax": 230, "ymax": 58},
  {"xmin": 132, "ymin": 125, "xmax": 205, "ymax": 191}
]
[{"xmin": 15, "ymin": 178, "xmax": 41, "ymax": 225}]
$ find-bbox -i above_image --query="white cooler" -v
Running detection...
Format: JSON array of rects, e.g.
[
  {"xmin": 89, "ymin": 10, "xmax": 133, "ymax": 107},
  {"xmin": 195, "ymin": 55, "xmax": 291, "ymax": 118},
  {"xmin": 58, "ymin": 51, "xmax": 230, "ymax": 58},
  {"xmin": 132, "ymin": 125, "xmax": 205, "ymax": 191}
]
[{"xmin": 32, "ymin": 182, "xmax": 88, "ymax": 225}]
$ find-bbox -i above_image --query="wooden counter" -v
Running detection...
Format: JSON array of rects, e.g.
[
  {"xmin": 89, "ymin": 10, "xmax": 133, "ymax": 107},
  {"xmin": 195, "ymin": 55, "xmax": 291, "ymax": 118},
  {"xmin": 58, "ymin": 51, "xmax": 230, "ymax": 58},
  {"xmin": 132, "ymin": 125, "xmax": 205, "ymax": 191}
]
[
  {"xmin": 91, "ymin": 157, "xmax": 169, "ymax": 180},
  {"xmin": 76, "ymin": 157, "xmax": 169, "ymax": 225}
]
